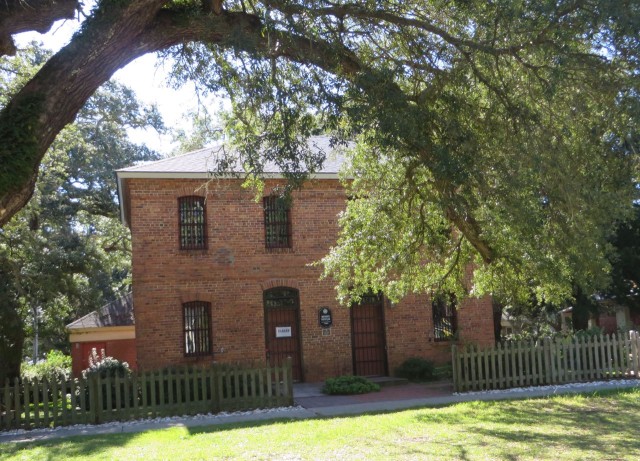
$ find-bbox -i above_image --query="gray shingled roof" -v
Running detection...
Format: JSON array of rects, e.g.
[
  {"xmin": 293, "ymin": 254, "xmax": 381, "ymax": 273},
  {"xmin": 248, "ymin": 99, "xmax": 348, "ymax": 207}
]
[
  {"xmin": 67, "ymin": 293, "xmax": 134, "ymax": 329},
  {"xmin": 118, "ymin": 135, "xmax": 349, "ymax": 175}
]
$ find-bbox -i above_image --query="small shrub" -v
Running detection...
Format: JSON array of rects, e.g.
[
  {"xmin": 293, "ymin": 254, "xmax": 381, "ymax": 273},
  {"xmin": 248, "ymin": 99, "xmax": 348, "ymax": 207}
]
[
  {"xmin": 21, "ymin": 350, "xmax": 72, "ymax": 382},
  {"xmin": 394, "ymin": 357, "xmax": 435, "ymax": 381},
  {"xmin": 433, "ymin": 364, "xmax": 453, "ymax": 380},
  {"xmin": 574, "ymin": 327, "xmax": 604, "ymax": 338},
  {"xmin": 82, "ymin": 348, "xmax": 131, "ymax": 379},
  {"xmin": 322, "ymin": 375, "xmax": 380, "ymax": 395}
]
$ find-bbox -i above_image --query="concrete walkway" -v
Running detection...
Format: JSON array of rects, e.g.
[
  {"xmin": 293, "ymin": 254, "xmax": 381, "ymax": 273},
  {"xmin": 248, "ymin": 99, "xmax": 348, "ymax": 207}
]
[
  {"xmin": 296, "ymin": 379, "xmax": 640, "ymax": 417},
  {"xmin": 1, "ymin": 379, "xmax": 638, "ymax": 444}
]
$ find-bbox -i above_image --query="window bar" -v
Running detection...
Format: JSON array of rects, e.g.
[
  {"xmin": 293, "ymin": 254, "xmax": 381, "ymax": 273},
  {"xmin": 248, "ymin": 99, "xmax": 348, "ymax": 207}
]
[{"xmin": 179, "ymin": 196, "xmax": 206, "ymax": 250}]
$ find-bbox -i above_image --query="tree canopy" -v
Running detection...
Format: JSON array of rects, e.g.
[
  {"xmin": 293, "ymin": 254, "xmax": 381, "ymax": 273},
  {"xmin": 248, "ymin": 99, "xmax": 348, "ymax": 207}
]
[
  {"xmin": 0, "ymin": 1, "xmax": 638, "ymax": 308},
  {"xmin": 0, "ymin": 42, "xmax": 162, "ymax": 378}
]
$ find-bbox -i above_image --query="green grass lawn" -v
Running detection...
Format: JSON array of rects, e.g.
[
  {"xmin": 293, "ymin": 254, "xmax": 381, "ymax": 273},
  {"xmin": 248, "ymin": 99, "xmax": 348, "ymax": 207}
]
[{"xmin": 1, "ymin": 388, "xmax": 639, "ymax": 460}]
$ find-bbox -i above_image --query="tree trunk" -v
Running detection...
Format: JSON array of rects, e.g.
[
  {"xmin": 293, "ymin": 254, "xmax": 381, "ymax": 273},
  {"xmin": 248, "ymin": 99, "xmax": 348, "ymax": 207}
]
[
  {"xmin": 492, "ymin": 299, "xmax": 504, "ymax": 343},
  {"xmin": 0, "ymin": 258, "xmax": 23, "ymax": 383}
]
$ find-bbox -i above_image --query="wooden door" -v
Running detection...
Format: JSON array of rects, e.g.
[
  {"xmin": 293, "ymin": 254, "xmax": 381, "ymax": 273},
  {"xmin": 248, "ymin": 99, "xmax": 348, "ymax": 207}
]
[
  {"xmin": 351, "ymin": 294, "xmax": 388, "ymax": 376},
  {"xmin": 264, "ymin": 288, "xmax": 304, "ymax": 382}
]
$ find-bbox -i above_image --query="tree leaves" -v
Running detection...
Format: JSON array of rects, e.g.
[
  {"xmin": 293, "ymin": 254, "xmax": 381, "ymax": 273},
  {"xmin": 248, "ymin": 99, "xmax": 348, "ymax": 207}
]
[{"xmin": 0, "ymin": 44, "xmax": 162, "ymax": 358}]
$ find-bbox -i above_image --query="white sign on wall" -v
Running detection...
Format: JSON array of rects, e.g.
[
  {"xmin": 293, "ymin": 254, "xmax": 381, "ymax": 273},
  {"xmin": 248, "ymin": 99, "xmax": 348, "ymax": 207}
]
[{"xmin": 276, "ymin": 326, "xmax": 292, "ymax": 338}]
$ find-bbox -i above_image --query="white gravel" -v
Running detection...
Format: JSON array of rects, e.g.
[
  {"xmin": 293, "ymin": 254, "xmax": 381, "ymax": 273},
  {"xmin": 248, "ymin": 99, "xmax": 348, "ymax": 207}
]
[
  {"xmin": 455, "ymin": 378, "xmax": 639, "ymax": 396},
  {"xmin": 0, "ymin": 405, "xmax": 307, "ymax": 439}
]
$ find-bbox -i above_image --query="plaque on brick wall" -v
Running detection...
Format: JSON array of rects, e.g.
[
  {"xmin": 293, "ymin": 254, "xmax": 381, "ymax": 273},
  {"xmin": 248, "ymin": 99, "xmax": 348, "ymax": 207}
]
[{"xmin": 319, "ymin": 307, "xmax": 332, "ymax": 327}]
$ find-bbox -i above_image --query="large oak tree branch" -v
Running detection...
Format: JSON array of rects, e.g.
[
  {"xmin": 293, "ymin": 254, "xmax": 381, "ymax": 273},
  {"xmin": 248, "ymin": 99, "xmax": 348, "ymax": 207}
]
[
  {"xmin": 0, "ymin": 4, "xmax": 495, "ymax": 263},
  {"xmin": 0, "ymin": 6, "xmax": 277, "ymax": 228},
  {"xmin": 0, "ymin": 0, "xmax": 80, "ymax": 56},
  {"xmin": 263, "ymin": 0, "xmax": 582, "ymax": 57}
]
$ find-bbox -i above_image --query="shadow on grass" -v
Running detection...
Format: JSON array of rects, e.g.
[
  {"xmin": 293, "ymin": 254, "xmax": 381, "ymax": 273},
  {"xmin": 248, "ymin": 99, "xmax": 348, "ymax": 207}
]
[
  {"xmin": 412, "ymin": 388, "xmax": 640, "ymax": 459},
  {"xmin": 1, "ymin": 388, "xmax": 638, "ymax": 460},
  {"xmin": 0, "ymin": 418, "xmax": 299, "ymax": 460},
  {"xmin": 0, "ymin": 432, "xmax": 140, "ymax": 461}
]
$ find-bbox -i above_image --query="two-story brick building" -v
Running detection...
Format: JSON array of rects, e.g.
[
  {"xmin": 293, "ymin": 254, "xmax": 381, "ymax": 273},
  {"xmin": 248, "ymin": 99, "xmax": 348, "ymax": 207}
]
[{"xmin": 115, "ymin": 136, "xmax": 495, "ymax": 382}]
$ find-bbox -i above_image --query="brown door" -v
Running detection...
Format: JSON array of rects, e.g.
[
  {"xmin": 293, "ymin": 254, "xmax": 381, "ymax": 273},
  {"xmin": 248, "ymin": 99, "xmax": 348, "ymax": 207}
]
[
  {"xmin": 351, "ymin": 294, "xmax": 388, "ymax": 376},
  {"xmin": 264, "ymin": 288, "xmax": 304, "ymax": 382}
]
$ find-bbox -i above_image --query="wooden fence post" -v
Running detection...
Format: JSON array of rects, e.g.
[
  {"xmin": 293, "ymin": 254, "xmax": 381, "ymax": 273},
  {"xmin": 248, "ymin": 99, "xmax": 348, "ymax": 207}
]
[
  {"xmin": 89, "ymin": 375, "xmax": 101, "ymax": 425},
  {"xmin": 631, "ymin": 331, "xmax": 640, "ymax": 378},
  {"xmin": 1, "ymin": 379, "xmax": 10, "ymax": 430},
  {"xmin": 451, "ymin": 345, "xmax": 459, "ymax": 392},
  {"xmin": 543, "ymin": 337, "xmax": 552, "ymax": 385},
  {"xmin": 212, "ymin": 364, "xmax": 222, "ymax": 412},
  {"xmin": 285, "ymin": 357, "xmax": 294, "ymax": 406}
]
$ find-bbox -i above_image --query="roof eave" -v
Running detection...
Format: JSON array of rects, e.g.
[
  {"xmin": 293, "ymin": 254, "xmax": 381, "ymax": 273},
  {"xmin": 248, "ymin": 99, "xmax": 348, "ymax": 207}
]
[
  {"xmin": 114, "ymin": 171, "xmax": 343, "ymax": 180},
  {"xmin": 115, "ymin": 170, "xmax": 348, "ymax": 229},
  {"xmin": 116, "ymin": 171, "xmax": 128, "ymax": 227}
]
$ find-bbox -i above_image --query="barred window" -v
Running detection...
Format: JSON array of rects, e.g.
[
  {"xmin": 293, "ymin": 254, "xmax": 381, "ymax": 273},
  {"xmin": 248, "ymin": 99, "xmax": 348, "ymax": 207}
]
[
  {"xmin": 183, "ymin": 301, "xmax": 212, "ymax": 357},
  {"xmin": 264, "ymin": 196, "xmax": 291, "ymax": 249},
  {"xmin": 178, "ymin": 196, "xmax": 207, "ymax": 250},
  {"xmin": 432, "ymin": 294, "xmax": 457, "ymax": 342}
]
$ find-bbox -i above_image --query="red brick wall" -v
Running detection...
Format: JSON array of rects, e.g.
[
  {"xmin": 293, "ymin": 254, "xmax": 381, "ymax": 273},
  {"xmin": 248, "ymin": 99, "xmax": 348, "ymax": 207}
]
[
  {"xmin": 128, "ymin": 178, "xmax": 494, "ymax": 381},
  {"xmin": 597, "ymin": 313, "xmax": 618, "ymax": 334},
  {"xmin": 71, "ymin": 338, "xmax": 137, "ymax": 378}
]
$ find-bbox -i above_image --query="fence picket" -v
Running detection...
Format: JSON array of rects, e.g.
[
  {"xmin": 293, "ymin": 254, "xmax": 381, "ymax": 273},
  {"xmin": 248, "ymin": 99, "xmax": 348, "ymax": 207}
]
[
  {"xmin": 0, "ymin": 362, "xmax": 283, "ymax": 432},
  {"xmin": 603, "ymin": 334, "xmax": 611, "ymax": 378},
  {"xmin": 23, "ymin": 379, "xmax": 31, "ymax": 429},
  {"xmin": 126, "ymin": 375, "xmax": 134, "ymax": 420},
  {"xmin": 632, "ymin": 331, "xmax": 640, "ymax": 377},
  {"xmin": 584, "ymin": 335, "xmax": 592, "ymax": 380},
  {"xmin": 2, "ymin": 379, "xmax": 10, "ymax": 430},
  {"xmin": 53, "ymin": 379, "xmax": 60, "ymax": 426},
  {"xmin": 620, "ymin": 332, "xmax": 628, "ymax": 376},
  {"xmin": 495, "ymin": 343, "xmax": 502, "ymax": 389},
  {"xmin": 451, "ymin": 332, "xmax": 640, "ymax": 392},
  {"xmin": 475, "ymin": 345, "xmax": 483, "ymax": 390},
  {"xmin": 140, "ymin": 373, "xmax": 148, "ymax": 419},
  {"xmin": 77, "ymin": 378, "xmax": 87, "ymax": 424},
  {"xmin": 451, "ymin": 345, "xmax": 458, "ymax": 392},
  {"xmin": 461, "ymin": 349, "xmax": 469, "ymax": 391},
  {"xmin": 61, "ymin": 379, "xmax": 69, "ymax": 425}
]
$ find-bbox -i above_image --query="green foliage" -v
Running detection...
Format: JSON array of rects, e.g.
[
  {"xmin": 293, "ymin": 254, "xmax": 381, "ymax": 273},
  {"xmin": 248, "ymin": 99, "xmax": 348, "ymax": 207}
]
[
  {"xmin": 0, "ymin": 254, "xmax": 23, "ymax": 383},
  {"xmin": 0, "ymin": 43, "xmax": 163, "ymax": 360},
  {"xmin": 21, "ymin": 350, "xmax": 71, "ymax": 382},
  {"xmin": 574, "ymin": 327, "xmax": 605, "ymax": 339},
  {"xmin": 433, "ymin": 364, "xmax": 453, "ymax": 381},
  {"xmin": 0, "ymin": 92, "xmax": 44, "ymax": 198},
  {"xmin": 394, "ymin": 358, "xmax": 435, "ymax": 382},
  {"xmin": 0, "ymin": 42, "xmax": 47, "ymax": 199},
  {"xmin": 82, "ymin": 348, "xmax": 131, "ymax": 379},
  {"xmin": 322, "ymin": 375, "xmax": 380, "ymax": 395},
  {"xmin": 171, "ymin": 108, "xmax": 223, "ymax": 154},
  {"xmin": 603, "ymin": 204, "xmax": 640, "ymax": 311},
  {"xmin": 1, "ymin": 2, "xmax": 639, "ymax": 367},
  {"xmin": 163, "ymin": 1, "xmax": 640, "ymax": 309}
]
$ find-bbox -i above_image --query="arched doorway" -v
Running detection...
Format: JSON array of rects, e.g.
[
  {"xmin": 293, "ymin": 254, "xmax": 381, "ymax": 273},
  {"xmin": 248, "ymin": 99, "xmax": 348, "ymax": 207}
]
[
  {"xmin": 264, "ymin": 287, "xmax": 304, "ymax": 382},
  {"xmin": 351, "ymin": 293, "xmax": 388, "ymax": 376}
]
